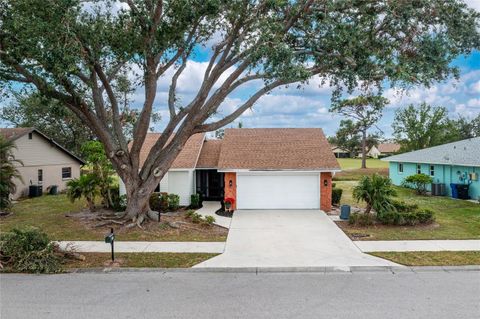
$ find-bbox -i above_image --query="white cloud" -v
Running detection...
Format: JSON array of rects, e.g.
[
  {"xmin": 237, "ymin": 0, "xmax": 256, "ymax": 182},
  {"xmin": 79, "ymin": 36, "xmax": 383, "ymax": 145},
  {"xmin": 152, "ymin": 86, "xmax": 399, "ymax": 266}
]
[
  {"xmin": 467, "ymin": 98, "xmax": 480, "ymax": 108},
  {"xmin": 464, "ymin": 0, "xmax": 480, "ymax": 11}
]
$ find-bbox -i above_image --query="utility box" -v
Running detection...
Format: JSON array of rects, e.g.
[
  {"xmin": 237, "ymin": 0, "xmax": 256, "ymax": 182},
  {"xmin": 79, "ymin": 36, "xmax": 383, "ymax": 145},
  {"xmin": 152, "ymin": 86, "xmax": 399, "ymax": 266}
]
[{"xmin": 29, "ymin": 185, "xmax": 42, "ymax": 198}]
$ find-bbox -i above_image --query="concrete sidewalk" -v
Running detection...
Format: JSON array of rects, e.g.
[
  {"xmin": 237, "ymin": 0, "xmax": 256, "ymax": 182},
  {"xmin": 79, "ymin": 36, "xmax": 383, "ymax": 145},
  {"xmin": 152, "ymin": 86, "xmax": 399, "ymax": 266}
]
[
  {"xmin": 196, "ymin": 201, "xmax": 231, "ymax": 229},
  {"xmin": 57, "ymin": 241, "xmax": 225, "ymax": 253},
  {"xmin": 355, "ymin": 240, "xmax": 480, "ymax": 252}
]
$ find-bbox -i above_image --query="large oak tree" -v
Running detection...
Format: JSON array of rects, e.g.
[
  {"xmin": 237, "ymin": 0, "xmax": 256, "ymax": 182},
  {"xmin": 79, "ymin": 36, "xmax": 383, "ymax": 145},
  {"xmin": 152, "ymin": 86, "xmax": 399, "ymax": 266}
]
[{"xmin": 1, "ymin": 0, "xmax": 479, "ymax": 224}]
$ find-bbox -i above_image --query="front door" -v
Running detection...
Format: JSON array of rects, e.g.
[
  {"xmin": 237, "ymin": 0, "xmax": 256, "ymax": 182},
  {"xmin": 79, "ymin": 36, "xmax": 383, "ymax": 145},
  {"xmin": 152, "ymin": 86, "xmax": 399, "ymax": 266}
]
[{"xmin": 196, "ymin": 170, "xmax": 224, "ymax": 200}]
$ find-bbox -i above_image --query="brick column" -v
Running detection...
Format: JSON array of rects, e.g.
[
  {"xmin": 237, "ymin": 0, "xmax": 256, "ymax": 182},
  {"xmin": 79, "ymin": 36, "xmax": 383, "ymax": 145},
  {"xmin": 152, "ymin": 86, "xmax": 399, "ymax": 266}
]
[
  {"xmin": 320, "ymin": 172, "xmax": 332, "ymax": 212},
  {"xmin": 224, "ymin": 172, "xmax": 237, "ymax": 210}
]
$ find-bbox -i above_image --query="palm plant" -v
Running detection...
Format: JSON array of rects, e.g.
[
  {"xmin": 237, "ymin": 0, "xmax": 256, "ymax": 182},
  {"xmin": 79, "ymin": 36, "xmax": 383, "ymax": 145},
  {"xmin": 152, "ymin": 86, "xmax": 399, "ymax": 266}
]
[
  {"xmin": 66, "ymin": 174, "xmax": 98, "ymax": 211},
  {"xmin": 0, "ymin": 136, "xmax": 23, "ymax": 211},
  {"xmin": 353, "ymin": 174, "xmax": 396, "ymax": 215}
]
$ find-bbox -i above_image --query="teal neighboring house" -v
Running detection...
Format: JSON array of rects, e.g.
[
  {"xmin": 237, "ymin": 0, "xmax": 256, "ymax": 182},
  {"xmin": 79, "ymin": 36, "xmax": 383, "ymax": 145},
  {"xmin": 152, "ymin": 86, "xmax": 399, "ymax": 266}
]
[{"xmin": 383, "ymin": 138, "xmax": 480, "ymax": 201}]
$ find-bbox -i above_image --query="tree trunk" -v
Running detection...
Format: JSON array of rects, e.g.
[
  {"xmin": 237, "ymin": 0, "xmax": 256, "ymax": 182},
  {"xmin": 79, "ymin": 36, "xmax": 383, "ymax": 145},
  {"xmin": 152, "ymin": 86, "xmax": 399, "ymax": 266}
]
[
  {"xmin": 122, "ymin": 176, "xmax": 160, "ymax": 225},
  {"xmin": 361, "ymin": 129, "xmax": 367, "ymax": 169}
]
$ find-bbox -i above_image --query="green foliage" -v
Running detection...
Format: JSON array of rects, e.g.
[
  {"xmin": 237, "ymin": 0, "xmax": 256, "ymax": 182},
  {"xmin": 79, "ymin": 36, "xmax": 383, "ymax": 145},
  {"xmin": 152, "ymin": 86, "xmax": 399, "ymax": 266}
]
[
  {"xmin": 189, "ymin": 212, "xmax": 203, "ymax": 224},
  {"xmin": 393, "ymin": 103, "xmax": 452, "ymax": 152},
  {"xmin": 81, "ymin": 141, "xmax": 116, "ymax": 209},
  {"xmin": 185, "ymin": 210, "xmax": 195, "ymax": 218},
  {"xmin": 390, "ymin": 200, "xmax": 419, "ymax": 213},
  {"xmin": 353, "ymin": 174, "xmax": 396, "ymax": 214},
  {"xmin": 0, "ymin": 227, "xmax": 62, "ymax": 273},
  {"xmin": 190, "ymin": 193, "xmax": 201, "ymax": 209},
  {"xmin": 0, "ymin": 136, "xmax": 23, "ymax": 210},
  {"xmin": 332, "ymin": 188, "xmax": 343, "ymax": 206},
  {"xmin": 150, "ymin": 192, "xmax": 180, "ymax": 212},
  {"xmin": 168, "ymin": 194, "xmax": 180, "ymax": 211},
  {"xmin": 203, "ymin": 215, "xmax": 216, "ymax": 225},
  {"xmin": 348, "ymin": 213, "xmax": 375, "ymax": 226},
  {"xmin": 0, "ymin": 93, "xmax": 93, "ymax": 156},
  {"xmin": 376, "ymin": 209, "xmax": 435, "ymax": 226},
  {"xmin": 402, "ymin": 174, "xmax": 434, "ymax": 195},
  {"xmin": 109, "ymin": 184, "xmax": 126, "ymax": 211},
  {"xmin": 66, "ymin": 174, "xmax": 98, "ymax": 211}
]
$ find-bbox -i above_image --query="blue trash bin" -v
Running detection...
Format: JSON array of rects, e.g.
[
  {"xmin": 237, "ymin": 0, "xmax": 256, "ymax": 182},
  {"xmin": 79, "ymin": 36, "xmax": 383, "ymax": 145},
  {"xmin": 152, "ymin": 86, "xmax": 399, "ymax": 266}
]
[
  {"xmin": 340, "ymin": 205, "xmax": 351, "ymax": 220},
  {"xmin": 450, "ymin": 183, "xmax": 458, "ymax": 199}
]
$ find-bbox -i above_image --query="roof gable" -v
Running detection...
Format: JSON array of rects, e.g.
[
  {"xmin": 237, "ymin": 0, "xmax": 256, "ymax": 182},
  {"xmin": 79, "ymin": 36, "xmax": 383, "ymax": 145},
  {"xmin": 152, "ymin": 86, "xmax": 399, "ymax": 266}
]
[
  {"xmin": 378, "ymin": 143, "xmax": 400, "ymax": 153},
  {"xmin": 217, "ymin": 128, "xmax": 340, "ymax": 170},
  {"xmin": 138, "ymin": 133, "xmax": 205, "ymax": 169},
  {"xmin": 0, "ymin": 127, "xmax": 84, "ymax": 164},
  {"xmin": 196, "ymin": 139, "xmax": 222, "ymax": 168},
  {"xmin": 383, "ymin": 138, "xmax": 480, "ymax": 167}
]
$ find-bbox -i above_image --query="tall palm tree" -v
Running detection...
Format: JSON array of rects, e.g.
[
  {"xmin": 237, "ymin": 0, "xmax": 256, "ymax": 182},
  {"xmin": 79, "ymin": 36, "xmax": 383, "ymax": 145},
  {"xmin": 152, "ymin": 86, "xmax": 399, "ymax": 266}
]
[{"xmin": 0, "ymin": 136, "xmax": 23, "ymax": 211}]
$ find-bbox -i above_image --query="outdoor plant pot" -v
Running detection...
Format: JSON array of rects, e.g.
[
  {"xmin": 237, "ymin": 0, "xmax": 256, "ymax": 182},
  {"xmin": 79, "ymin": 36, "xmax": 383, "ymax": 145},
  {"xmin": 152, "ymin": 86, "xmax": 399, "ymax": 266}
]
[{"xmin": 224, "ymin": 197, "xmax": 235, "ymax": 212}]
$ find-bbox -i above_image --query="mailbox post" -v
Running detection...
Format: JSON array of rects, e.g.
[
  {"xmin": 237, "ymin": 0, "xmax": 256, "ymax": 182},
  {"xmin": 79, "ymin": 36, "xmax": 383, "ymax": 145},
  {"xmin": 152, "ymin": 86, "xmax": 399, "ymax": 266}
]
[{"xmin": 104, "ymin": 228, "xmax": 115, "ymax": 261}]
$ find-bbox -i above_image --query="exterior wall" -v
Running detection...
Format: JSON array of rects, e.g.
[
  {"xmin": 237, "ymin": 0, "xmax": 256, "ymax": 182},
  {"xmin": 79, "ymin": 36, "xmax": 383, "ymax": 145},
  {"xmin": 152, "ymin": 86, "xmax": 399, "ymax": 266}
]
[
  {"xmin": 118, "ymin": 170, "xmax": 194, "ymax": 206},
  {"xmin": 320, "ymin": 172, "xmax": 332, "ymax": 212},
  {"xmin": 367, "ymin": 146, "xmax": 381, "ymax": 159},
  {"xmin": 11, "ymin": 132, "xmax": 81, "ymax": 199},
  {"xmin": 389, "ymin": 162, "xmax": 480, "ymax": 199},
  {"xmin": 224, "ymin": 172, "xmax": 237, "ymax": 210}
]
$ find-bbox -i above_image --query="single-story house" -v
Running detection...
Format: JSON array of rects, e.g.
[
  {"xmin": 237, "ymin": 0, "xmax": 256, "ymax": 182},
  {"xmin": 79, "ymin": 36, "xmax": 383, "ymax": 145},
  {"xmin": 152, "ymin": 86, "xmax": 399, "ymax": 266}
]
[
  {"xmin": 383, "ymin": 138, "xmax": 480, "ymax": 200},
  {"xmin": 368, "ymin": 143, "xmax": 400, "ymax": 158},
  {"xmin": 331, "ymin": 145, "xmax": 350, "ymax": 158},
  {"xmin": 120, "ymin": 128, "xmax": 340, "ymax": 211},
  {"xmin": 0, "ymin": 128, "xmax": 84, "ymax": 199}
]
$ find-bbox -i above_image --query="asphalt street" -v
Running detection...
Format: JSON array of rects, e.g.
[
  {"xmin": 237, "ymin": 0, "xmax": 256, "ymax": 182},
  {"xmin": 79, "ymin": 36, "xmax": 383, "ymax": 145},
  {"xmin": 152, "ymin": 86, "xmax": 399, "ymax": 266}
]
[{"xmin": 1, "ymin": 270, "xmax": 479, "ymax": 319}]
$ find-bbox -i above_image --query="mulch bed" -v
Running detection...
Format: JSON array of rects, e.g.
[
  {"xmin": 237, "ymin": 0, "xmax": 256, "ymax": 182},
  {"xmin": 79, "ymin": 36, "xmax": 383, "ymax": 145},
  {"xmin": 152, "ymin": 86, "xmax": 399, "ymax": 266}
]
[
  {"xmin": 215, "ymin": 209, "xmax": 233, "ymax": 218},
  {"xmin": 65, "ymin": 208, "xmax": 228, "ymax": 240}
]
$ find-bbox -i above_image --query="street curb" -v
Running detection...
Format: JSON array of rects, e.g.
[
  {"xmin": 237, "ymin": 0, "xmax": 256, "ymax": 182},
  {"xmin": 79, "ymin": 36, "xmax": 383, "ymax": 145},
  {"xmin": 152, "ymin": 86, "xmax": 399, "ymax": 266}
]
[{"xmin": 65, "ymin": 265, "xmax": 480, "ymax": 274}]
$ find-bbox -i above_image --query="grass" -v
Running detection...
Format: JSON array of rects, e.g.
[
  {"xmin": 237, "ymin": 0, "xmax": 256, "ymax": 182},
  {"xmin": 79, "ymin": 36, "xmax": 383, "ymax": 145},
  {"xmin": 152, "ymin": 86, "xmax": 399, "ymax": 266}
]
[
  {"xmin": 337, "ymin": 158, "xmax": 389, "ymax": 170},
  {"xmin": 0, "ymin": 194, "xmax": 227, "ymax": 242},
  {"xmin": 334, "ymin": 182, "xmax": 480, "ymax": 240},
  {"xmin": 65, "ymin": 252, "xmax": 219, "ymax": 269},
  {"xmin": 370, "ymin": 251, "xmax": 480, "ymax": 266}
]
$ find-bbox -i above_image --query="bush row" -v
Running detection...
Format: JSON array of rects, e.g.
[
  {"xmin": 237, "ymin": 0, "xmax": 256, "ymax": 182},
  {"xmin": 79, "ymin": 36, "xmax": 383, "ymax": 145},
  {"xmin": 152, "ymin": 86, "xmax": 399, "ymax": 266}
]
[
  {"xmin": 149, "ymin": 193, "xmax": 180, "ymax": 212},
  {"xmin": 185, "ymin": 210, "xmax": 215, "ymax": 225}
]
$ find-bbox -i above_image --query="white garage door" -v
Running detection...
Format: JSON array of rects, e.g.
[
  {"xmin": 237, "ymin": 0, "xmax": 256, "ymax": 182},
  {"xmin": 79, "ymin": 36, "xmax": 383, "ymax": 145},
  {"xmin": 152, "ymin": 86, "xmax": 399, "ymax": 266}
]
[{"xmin": 237, "ymin": 173, "xmax": 320, "ymax": 209}]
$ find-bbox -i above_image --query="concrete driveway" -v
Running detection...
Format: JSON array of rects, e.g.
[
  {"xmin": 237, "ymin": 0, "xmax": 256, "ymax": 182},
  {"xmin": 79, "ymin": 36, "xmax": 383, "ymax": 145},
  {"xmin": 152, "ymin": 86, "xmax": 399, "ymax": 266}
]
[{"xmin": 195, "ymin": 210, "xmax": 398, "ymax": 268}]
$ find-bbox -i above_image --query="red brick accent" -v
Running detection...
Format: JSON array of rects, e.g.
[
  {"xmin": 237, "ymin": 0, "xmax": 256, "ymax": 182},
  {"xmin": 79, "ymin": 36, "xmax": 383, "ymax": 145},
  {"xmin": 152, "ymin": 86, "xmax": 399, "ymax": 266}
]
[
  {"xmin": 224, "ymin": 172, "xmax": 237, "ymax": 210},
  {"xmin": 320, "ymin": 172, "xmax": 332, "ymax": 212}
]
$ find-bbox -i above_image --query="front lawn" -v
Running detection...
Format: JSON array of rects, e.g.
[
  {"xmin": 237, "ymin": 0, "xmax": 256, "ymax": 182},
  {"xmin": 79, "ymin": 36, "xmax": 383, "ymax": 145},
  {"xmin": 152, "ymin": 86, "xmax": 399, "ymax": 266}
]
[
  {"xmin": 335, "ymin": 181, "xmax": 480, "ymax": 240},
  {"xmin": 337, "ymin": 158, "xmax": 389, "ymax": 170},
  {"xmin": 65, "ymin": 252, "xmax": 218, "ymax": 269},
  {"xmin": 0, "ymin": 195, "xmax": 227, "ymax": 242},
  {"xmin": 370, "ymin": 251, "xmax": 480, "ymax": 266}
]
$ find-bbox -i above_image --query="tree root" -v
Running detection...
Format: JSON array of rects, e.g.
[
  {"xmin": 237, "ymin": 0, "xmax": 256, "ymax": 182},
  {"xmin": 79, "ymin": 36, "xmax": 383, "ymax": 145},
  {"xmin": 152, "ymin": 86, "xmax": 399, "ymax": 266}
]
[{"xmin": 94, "ymin": 220, "xmax": 125, "ymax": 228}]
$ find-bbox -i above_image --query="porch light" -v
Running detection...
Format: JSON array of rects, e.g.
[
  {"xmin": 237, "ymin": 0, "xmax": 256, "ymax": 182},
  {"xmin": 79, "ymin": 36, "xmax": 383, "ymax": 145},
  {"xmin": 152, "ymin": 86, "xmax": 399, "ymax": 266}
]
[
  {"xmin": 324, "ymin": 179, "xmax": 328, "ymax": 187},
  {"xmin": 229, "ymin": 180, "xmax": 233, "ymax": 187}
]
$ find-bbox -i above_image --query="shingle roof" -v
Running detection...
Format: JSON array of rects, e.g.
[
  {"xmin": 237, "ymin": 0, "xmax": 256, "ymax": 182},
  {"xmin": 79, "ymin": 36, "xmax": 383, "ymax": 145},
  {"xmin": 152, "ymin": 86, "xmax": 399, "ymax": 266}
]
[
  {"xmin": 0, "ymin": 127, "xmax": 33, "ymax": 141},
  {"xmin": 196, "ymin": 139, "xmax": 222, "ymax": 168},
  {"xmin": 217, "ymin": 128, "xmax": 340, "ymax": 170},
  {"xmin": 377, "ymin": 143, "xmax": 400, "ymax": 153},
  {"xmin": 138, "ymin": 133, "xmax": 205, "ymax": 168},
  {"xmin": 383, "ymin": 137, "xmax": 480, "ymax": 167}
]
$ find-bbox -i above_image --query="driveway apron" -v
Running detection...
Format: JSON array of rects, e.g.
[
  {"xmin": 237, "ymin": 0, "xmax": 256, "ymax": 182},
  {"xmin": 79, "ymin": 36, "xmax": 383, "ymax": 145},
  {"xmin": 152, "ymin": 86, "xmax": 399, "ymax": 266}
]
[{"xmin": 195, "ymin": 210, "xmax": 399, "ymax": 268}]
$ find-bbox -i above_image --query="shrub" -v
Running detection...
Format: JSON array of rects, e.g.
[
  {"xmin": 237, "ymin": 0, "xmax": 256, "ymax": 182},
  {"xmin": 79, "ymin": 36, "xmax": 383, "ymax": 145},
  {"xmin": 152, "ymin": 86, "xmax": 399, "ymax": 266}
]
[
  {"xmin": 190, "ymin": 212, "xmax": 202, "ymax": 224},
  {"xmin": 376, "ymin": 209, "xmax": 435, "ymax": 226},
  {"xmin": 390, "ymin": 199, "xmax": 418, "ymax": 213},
  {"xmin": 149, "ymin": 192, "xmax": 162, "ymax": 211},
  {"xmin": 110, "ymin": 185, "xmax": 126, "ymax": 211},
  {"xmin": 203, "ymin": 215, "xmax": 216, "ymax": 225},
  {"xmin": 353, "ymin": 174, "xmax": 396, "ymax": 214},
  {"xmin": 0, "ymin": 227, "xmax": 62, "ymax": 273},
  {"xmin": 402, "ymin": 174, "xmax": 433, "ymax": 195},
  {"xmin": 159, "ymin": 193, "xmax": 169, "ymax": 211},
  {"xmin": 332, "ymin": 188, "xmax": 343, "ymax": 206},
  {"xmin": 168, "ymin": 194, "xmax": 180, "ymax": 211},
  {"xmin": 66, "ymin": 174, "xmax": 98, "ymax": 211},
  {"xmin": 185, "ymin": 209, "xmax": 195, "ymax": 218},
  {"xmin": 348, "ymin": 213, "xmax": 374, "ymax": 226},
  {"xmin": 190, "ymin": 193, "xmax": 201, "ymax": 209}
]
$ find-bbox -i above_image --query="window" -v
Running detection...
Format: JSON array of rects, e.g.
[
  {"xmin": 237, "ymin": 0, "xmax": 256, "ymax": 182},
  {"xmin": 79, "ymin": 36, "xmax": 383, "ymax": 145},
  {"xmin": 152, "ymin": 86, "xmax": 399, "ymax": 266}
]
[
  {"xmin": 38, "ymin": 169, "xmax": 43, "ymax": 183},
  {"xmin": 62, "ymin": 167, "xmax": 72, "ymax": 179},
  {"xmin": 398, "ymin": 163, "xmax": 404, "ymax": 173},
  {"xmin": 430, "ymin": 165, "xmax": 435, "ymax": 176},
  {"xmin": 416, "ymin": 164, "xmax": 421, "ymax": 174},
  {"xmin": 28, "ymin": 132, "xmax": 33, "ymax": 139}
]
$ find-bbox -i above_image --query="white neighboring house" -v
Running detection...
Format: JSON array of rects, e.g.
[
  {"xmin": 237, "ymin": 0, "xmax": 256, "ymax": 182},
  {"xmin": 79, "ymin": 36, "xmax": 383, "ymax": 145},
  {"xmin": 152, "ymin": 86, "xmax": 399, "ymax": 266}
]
[
  {"xmin": 0, "ymin": 128, "xmax": 84, "ymax": 199},
  {"xmin": 368, "ymin": 143, "xmax": 401, "ymax": 158}
]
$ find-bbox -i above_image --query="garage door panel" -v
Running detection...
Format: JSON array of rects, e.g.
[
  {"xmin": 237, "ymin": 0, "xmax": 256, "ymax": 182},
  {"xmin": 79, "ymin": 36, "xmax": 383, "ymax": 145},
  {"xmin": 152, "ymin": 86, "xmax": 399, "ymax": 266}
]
[{"xmin": 237, "ymin": 173, "xmax": 319, "ymax": 209}]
